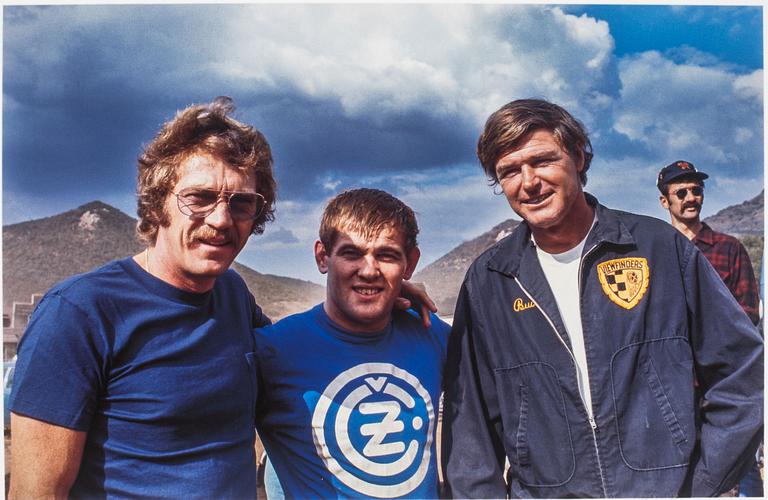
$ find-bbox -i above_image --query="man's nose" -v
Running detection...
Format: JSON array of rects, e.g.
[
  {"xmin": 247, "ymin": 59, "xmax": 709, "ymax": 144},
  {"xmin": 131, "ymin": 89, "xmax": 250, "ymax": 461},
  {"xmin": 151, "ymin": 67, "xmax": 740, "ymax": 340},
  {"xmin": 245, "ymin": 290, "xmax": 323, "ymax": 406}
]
[
  {"xmin": 204, "ymin": 198, "xmax": 234, "ymax": 228},
  {"xmin": 358, "ymin": 255, "xmax": 381, "ymax": 278},
  {"xmin": 521, "ymin": 165, "xmax": 539, "ymax": 191}
]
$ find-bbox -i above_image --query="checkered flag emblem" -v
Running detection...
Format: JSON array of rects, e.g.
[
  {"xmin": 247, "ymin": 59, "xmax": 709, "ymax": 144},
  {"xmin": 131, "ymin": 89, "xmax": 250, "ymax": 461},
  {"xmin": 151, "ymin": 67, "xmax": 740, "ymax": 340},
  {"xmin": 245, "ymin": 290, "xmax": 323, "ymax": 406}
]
[
  {"xmin": 597, "ymin": 257, "xmax": 650, "ymax": 310},
  {"xmin": 604, "ymin": 270, "xmax": 643, "ymax": 302}
]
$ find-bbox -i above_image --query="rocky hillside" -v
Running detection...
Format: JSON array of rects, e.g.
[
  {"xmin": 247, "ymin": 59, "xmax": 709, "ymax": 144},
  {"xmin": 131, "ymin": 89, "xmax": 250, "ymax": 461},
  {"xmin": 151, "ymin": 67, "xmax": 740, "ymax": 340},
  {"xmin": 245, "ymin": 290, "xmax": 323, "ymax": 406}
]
[
  {"xmin": 703, "ymin": 190, "xmax": 763, "ymax": 237},
  {"xmin": 413, "ymin": 218, "xmax": 520, "ymax": 314},
  {"xmin": 3, "ymin": 201, "xmax": 324, "ymax": 320},
  {"xmin": 704, "ymin": 190, "xmax": 764, "ymax": 281}
]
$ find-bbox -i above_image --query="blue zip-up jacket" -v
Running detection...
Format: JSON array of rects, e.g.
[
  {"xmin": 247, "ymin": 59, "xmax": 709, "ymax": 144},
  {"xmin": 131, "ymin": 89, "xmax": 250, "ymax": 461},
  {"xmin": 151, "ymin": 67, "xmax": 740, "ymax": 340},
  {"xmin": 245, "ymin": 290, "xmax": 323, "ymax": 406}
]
[{"xmin": 441, "ymin": 195, "xmax": 763, "ymax": 498}]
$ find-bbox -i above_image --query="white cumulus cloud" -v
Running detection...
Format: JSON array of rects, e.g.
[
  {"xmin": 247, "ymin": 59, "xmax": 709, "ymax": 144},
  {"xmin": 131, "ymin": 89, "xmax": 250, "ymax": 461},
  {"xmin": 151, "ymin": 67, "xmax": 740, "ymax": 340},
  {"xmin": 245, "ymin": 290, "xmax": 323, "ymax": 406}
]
[
  {"xmin": 206, "ymin": 4, "xmax": 616, "ymax": 125},
  {"xmin": 613, "ymin": 51, "xmax": 762, "ymax": 174}
]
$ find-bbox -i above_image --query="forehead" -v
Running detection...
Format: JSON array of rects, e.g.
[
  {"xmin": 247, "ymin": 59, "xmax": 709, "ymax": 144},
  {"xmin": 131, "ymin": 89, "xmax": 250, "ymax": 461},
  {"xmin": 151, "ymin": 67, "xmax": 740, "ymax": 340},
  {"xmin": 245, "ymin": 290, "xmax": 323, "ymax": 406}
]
[
  {"xmin": 174, "ymin": 153, "xmax": 255, "ymax": 190},
  {"xmin": 495, "ymin": 129, "xmax": 567, "ymax": 167},
  {"xmin": 331, "ymin": 225, "xmax": 408, "ymax": 252},
  {"xmin": 666, "ymin": 179, "xmax": 703, "ymax": 191}
]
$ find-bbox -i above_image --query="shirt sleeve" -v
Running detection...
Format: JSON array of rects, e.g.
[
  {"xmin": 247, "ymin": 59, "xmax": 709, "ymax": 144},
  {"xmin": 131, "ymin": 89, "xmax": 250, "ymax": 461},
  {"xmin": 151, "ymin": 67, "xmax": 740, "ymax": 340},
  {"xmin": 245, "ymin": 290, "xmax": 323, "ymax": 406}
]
[
  {"xmin": 728, "ymin": 242, "xmax": 760, "ymax": 326},
  {"xmin": 428, "ymin": 313, "xmax": 452, "ymax": 368},
  {"xmin": 683, "ymin": 243, "xmax": 764, "ymax": 496},
  {"xmin": 9, "ymin": 292, "xmax": 107, "ymax": 432},
  {"xmin": 250, "ymin": 295, "xmax": 272, "ymax": 328},
  {"xmin": 441, "ymin": 281, "xmax": 508, "ymax": 498}
]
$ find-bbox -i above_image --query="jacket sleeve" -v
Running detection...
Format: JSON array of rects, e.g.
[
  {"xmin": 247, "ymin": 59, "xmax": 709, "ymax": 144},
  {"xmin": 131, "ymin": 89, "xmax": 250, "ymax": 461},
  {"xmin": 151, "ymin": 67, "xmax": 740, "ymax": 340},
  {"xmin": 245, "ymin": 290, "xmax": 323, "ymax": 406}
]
[
  {"xmin": 441, "ymin": 280, "xmax": 508, "ymax": 498},
  {"xmin": 683, "ymin": 242, "xmax": 764, "ymax": 496}
]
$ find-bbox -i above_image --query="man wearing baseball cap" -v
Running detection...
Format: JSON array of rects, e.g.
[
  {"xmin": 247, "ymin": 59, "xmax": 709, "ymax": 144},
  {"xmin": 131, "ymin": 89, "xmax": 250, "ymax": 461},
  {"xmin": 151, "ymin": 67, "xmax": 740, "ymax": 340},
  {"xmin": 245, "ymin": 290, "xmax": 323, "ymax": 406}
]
[
  {"xmin": 658, "ymin": 160, "xmax": 763, "ymax": 496},
  {"xmin": 657, "ymin": 160, "xmax": 759, "ymax": 325}
]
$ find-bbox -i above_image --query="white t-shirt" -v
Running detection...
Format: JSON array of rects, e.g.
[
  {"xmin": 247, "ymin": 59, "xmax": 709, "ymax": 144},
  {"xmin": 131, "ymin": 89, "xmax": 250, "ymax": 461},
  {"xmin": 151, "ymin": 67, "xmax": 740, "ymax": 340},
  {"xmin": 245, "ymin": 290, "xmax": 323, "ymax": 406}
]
[{"xmin": 534, "ymin": 217, "xmax": 597, "ymax": 420}]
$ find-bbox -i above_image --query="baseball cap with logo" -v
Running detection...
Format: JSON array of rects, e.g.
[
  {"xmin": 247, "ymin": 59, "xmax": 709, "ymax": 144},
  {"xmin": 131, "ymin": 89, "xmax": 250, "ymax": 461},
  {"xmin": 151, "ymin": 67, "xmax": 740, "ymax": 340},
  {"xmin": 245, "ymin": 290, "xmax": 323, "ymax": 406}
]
[{"xmin": 656, "ymin": 160, "xmax": 709, "ymax": 193}]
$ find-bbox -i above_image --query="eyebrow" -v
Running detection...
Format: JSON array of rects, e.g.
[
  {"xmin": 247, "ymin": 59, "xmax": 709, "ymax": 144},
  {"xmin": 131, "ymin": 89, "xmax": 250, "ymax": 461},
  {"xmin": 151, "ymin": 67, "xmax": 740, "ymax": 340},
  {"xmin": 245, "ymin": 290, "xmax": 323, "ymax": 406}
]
[
  {"xmin": 334, "ymin": 242, "xmax": 363, "ymax": 252},
  {"xmin": 178, "ymin": 186, "xmax": 258, "ymax": 194},
  {"xmin": 497, "ymin": 150, "xmax": 561, "ymax": 168},
  {"xmin": 333, "ymin": 242, "xmax": 405, "ymax": 257},
  {"xmin": 376, "ymin": 245, "xmax": 405, "ymax": 257}
]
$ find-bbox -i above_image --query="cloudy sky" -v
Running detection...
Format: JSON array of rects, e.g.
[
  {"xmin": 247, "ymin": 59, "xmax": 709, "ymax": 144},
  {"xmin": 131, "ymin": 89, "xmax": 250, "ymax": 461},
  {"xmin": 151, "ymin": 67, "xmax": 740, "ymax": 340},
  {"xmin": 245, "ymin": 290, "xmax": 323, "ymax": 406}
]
[{"xmin": 3, "ymin": 3, "xmax": 764, "ymax": 284}]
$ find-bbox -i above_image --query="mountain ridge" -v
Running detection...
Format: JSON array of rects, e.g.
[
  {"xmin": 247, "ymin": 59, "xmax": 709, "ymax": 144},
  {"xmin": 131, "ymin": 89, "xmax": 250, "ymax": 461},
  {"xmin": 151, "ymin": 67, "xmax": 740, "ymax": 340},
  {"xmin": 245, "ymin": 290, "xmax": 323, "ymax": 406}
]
[{"xmin": 3, "ymin": 201, "xmax": 325, "ymax": 320}]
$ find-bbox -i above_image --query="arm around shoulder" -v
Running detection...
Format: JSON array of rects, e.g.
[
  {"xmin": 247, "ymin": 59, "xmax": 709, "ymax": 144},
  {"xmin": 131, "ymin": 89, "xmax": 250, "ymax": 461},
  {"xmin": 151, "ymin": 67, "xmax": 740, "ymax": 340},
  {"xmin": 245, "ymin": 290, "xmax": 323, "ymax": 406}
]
[{"xmin": 9, "ymin": 413, "xmax": 86, "ymax": 499}]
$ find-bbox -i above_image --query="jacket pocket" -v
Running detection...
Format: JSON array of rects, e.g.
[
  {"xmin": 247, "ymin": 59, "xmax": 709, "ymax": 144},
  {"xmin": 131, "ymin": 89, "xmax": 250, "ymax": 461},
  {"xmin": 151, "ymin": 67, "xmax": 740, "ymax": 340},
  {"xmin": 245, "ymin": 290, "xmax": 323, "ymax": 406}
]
[
  {"xmin": 496, "ymin": 362, "xmax": 575, "ymax": 487},
  {"xmin": 610, "ymin": 337, "xmax": 694, "ymax": 470}
]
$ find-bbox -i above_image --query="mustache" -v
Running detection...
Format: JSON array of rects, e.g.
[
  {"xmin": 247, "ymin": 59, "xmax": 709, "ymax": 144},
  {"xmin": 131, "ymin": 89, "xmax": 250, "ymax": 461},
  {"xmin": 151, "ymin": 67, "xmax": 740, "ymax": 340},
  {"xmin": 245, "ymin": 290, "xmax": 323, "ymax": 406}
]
[
  {"xmin": 682, "ymin": 202, "xmax": 701, "ymax": 211},
  {"xmin": 191, "ymin": 227, "xmax": 233, "ymax": 241}
]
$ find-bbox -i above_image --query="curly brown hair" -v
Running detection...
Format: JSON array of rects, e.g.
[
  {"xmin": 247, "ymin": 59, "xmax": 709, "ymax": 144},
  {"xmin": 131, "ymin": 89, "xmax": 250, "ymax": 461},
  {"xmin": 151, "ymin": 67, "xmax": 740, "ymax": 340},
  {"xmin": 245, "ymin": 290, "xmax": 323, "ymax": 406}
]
[
  {"xmin": 136, "ymin": 96, "xmax": 276, "ymax": 244},
  {"xmin": 477, "ymin": 99, "xmax": 593, "ymax": 187}
]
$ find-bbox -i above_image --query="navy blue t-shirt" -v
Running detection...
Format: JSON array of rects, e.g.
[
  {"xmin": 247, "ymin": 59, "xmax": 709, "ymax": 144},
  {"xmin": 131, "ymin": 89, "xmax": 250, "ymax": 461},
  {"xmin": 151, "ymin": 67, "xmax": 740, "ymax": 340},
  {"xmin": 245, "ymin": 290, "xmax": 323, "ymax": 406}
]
[
  {"xmin": 254, "ymin": 305, "xmax": 450, "ymax": 499},
  {"xmin": 10, "ymin": 257, "xmax": 269, "ymax": 498}
]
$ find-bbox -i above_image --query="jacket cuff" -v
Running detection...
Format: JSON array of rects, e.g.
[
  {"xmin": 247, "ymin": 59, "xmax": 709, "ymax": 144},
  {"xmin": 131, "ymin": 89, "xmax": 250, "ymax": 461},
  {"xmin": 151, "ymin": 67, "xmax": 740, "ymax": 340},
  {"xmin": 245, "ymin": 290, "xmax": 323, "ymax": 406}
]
[{"xmin": 690, "ymin": 473, "xmax": 719, "ymax": 497}]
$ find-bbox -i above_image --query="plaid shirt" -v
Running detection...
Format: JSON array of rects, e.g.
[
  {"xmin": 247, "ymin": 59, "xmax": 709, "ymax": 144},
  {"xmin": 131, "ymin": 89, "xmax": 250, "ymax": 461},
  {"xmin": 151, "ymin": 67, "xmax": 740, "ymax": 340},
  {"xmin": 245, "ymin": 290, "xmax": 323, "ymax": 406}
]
[{"xmin": 694, "ymin": 223, "xmax": 760, "ymax": 325}]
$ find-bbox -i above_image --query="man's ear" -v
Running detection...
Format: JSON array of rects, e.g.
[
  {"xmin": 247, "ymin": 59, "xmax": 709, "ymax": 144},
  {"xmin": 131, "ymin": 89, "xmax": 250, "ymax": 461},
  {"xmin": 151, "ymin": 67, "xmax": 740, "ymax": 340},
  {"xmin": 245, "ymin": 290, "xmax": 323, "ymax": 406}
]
[
  {"xmin": 659, "ymin": 194, "xmax": 670, "ymax": 210},
  {"xmin": 314, "ymin": 240, "xmax": 329, "ymax": 274},
  {"xmin": 403, "ymin": 247, "xmax": 421, "ymax": 281},
  {"xmin": 575, "ymin": 150, "xmax": 586, "ymax": 174}
]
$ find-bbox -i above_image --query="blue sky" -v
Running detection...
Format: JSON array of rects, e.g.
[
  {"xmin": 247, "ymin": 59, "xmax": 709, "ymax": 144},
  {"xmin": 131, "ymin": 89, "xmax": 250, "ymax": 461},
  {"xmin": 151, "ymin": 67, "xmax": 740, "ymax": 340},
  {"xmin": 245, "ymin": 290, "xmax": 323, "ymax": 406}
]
[{"xmin": 3, "ymin": 3, "xmax": 764, "ymax": 284}]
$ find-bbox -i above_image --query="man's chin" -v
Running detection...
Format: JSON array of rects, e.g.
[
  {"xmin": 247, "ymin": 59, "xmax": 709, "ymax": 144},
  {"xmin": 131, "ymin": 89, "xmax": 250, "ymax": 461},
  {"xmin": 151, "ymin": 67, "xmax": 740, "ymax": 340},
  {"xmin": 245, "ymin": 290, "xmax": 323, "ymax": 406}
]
[
  {"xmin": 345, "ymin": 306, "xmax": 392, "ymax": 331},
  {"xmin": 518, "ymin": 210, "xmax": 562, "ymax": 231},
  {"xmin": 680, "ymin": 212, "xmax": 701, "ymax": 222},
  {"xmin": 191, "ymin": 258, "xmax": 235, "ymax": 277}
]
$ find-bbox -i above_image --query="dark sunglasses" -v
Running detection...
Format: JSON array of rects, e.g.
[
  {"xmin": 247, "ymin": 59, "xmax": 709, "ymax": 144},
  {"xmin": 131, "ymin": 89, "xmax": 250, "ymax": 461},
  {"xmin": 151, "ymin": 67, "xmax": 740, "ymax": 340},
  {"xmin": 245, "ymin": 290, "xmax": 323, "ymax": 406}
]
[{"xmin": 673, "ymin": 186, "xmax": 703, "ymax": 200}]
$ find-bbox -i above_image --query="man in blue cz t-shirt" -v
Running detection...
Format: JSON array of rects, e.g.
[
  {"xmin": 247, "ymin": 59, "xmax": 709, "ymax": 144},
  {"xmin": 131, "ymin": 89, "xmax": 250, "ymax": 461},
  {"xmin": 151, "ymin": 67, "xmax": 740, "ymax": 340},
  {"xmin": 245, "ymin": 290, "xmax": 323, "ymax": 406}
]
[
  {"xmin": 8, "ymin": 97, "xmax": 277, "ymax": 498},
  {"xmin": 255, "ymin": 189, "xmax": 450, "ymax": 498}
]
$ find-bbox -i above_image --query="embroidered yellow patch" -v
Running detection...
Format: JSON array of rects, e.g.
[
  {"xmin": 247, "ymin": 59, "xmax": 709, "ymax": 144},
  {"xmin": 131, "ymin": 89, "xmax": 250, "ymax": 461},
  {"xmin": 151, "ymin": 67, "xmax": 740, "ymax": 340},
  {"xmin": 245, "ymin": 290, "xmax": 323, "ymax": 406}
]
[{"xmin": 597, "ymin": 257, "xmax": 649, "ymax": 310}]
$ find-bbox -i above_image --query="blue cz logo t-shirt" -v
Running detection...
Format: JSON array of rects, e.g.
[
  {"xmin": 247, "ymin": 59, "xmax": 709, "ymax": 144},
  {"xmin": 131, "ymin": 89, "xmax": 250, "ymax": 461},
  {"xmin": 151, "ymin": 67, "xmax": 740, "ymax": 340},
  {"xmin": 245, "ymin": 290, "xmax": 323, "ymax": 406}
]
[{"xmin": 255, "ymin": 305, "xmax": 449, "ymax": 499}]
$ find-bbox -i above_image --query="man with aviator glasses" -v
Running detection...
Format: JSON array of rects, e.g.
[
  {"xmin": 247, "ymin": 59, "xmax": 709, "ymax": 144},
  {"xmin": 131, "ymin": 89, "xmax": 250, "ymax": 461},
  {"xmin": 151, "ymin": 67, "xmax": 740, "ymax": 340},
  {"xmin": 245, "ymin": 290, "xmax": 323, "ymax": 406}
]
[
  {"xmin": 657, "ymin": 160, "xmax": 762, "ymax": 496},
  {"xmin": 8, "ymin": 97, "xmax": 277, "ymax": 498},
  {"xmin": 8, "ymin": 96, "xmax": 434, "ymax": 499},
  {"xmin": 176, "ymin": 188, "xmax": 266, "ymax": 223}
]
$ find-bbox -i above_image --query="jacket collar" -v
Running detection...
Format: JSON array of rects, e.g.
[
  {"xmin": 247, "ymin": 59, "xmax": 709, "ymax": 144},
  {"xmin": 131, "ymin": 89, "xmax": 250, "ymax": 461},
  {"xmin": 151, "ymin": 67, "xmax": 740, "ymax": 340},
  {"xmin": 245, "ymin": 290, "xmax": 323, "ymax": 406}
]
[
  {"xmin": 487, "ymin": 193, "xmax": 636, "ymax": 276},
  {"xmin": 693, "ymin": 222, "xmax": 715, "ymax": 245}
]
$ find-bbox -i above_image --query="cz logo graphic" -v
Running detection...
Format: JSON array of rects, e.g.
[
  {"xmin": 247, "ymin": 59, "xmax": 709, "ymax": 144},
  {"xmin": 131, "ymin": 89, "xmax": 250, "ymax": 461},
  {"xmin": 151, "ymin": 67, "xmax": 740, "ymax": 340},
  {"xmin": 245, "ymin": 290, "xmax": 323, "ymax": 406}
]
[{"xmin": 311, "ymin": 363, "xmax": 435, "ymax": 498}]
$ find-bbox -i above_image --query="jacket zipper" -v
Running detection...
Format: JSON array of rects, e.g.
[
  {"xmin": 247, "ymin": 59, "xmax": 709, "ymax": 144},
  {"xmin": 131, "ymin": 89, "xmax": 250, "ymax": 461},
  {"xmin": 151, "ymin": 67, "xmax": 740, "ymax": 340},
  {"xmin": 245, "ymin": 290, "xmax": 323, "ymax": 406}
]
[
  {"xmin": 577, "ymin": 244, "xmax": 609, "ymax": 497},
  {"xmin": 514, "ymin": 248, "xmax": 609, "ymax": 497}
]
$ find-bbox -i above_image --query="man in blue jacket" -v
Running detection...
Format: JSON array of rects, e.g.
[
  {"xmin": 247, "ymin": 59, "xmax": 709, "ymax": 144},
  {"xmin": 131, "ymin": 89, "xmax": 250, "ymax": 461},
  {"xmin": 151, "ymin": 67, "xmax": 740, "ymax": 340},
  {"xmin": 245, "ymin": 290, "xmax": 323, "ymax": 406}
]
[{"xmin": 441, "ymin": 98, "xmax": 763, "ymax": 497}]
